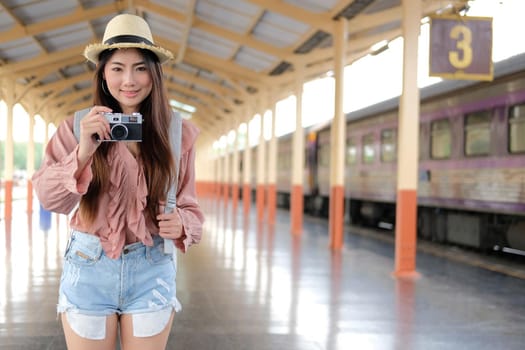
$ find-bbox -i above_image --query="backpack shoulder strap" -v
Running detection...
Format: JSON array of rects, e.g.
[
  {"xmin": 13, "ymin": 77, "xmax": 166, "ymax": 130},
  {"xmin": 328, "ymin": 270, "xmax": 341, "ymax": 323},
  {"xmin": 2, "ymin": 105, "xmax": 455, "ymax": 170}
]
[
  {"xmin": 73, "ymin": 108, "xmax": 91, "ymax": 142},
  {"xmin": 164, "ymin": 111, "xmax": 183, "ymax": 254},
  {"xmin": 165, "ymin": 111, "xmax": 183, "ymax": 211}
]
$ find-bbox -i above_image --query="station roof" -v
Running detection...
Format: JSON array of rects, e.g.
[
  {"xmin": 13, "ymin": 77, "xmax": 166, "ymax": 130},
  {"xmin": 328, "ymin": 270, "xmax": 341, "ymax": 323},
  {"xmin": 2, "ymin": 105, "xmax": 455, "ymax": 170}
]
[{"xmin": 0, "ymin": 0, "xmax": 468, "ymax": 139}]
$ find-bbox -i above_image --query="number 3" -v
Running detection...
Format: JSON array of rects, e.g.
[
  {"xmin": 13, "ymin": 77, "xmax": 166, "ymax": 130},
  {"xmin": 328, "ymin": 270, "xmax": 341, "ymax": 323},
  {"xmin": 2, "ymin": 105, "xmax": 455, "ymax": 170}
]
[{"xmin": 449, "ymin": 25, "xmax": 473, "ymax": 69}]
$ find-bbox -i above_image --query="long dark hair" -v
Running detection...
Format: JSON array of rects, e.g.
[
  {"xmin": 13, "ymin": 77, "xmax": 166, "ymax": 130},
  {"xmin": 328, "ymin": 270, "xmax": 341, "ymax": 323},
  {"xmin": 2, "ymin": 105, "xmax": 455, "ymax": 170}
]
[{"xmin": 79, "ymin": 48, "xmax": 175, "ymax": 226}]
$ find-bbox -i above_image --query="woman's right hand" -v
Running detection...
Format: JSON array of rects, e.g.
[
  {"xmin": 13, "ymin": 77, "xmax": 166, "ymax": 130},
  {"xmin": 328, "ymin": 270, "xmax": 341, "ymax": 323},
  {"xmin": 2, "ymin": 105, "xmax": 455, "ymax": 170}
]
[{"xmin": 76, "ymin": 106, "xmax": 112, "ymax": 171}]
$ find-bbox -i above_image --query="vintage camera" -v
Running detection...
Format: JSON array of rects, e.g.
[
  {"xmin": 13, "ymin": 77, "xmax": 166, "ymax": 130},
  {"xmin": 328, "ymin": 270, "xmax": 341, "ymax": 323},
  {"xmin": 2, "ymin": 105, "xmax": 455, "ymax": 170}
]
[{"xmin": 103, "ymin": 112, "xmax": 142, "ymax": 141}]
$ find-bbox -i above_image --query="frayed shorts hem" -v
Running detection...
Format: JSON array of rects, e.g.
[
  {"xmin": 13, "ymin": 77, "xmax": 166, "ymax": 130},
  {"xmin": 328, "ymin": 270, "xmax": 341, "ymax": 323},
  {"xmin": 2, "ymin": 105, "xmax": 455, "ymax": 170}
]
[{"xmin": 59, "ymin": 305, "xmax": 180, "ymax": 340}]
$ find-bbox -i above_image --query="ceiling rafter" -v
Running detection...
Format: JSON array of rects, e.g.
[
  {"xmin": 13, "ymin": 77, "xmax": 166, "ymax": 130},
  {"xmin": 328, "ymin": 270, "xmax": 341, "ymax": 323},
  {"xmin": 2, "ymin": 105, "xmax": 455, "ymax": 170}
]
[{"xmin": 0, "ymin": 3, "xmax": 123, "ymax": 45}]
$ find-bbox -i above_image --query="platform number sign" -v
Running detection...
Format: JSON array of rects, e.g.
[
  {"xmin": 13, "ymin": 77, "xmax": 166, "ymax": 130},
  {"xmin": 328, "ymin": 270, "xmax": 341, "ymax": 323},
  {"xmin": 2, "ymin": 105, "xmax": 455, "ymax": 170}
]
[{"xmin": 429, "ymin": 15, "xmax": 493, "ymax": 81}]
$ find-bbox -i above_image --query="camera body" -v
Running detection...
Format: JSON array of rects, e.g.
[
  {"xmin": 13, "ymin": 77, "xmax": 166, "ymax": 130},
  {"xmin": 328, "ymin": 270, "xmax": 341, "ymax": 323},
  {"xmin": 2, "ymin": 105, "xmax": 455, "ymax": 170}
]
[{"xmin": 103, "ymin": 112, "xmax": 142, "ymax": 141}]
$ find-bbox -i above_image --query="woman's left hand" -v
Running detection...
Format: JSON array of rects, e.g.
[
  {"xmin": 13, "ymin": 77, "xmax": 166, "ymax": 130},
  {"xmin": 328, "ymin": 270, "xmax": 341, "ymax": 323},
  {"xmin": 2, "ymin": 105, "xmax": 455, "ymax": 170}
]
[{"xmin": 157, "ymin": 210, "xmax": 184, "ymax": 239}]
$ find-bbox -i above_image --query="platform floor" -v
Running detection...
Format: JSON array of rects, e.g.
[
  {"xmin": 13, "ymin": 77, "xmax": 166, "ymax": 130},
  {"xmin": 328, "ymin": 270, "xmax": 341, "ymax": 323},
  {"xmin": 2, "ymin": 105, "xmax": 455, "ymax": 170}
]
[{"xmin": 1, "ymin": 197, "xmax": 525, "ymax": 350}]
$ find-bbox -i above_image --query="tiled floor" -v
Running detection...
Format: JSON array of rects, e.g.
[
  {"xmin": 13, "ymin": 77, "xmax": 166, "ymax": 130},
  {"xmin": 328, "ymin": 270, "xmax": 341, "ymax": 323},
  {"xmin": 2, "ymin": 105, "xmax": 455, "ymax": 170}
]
[{"xmin": 1, "ymin": 196, "xmax": 525, "ymax": 349}]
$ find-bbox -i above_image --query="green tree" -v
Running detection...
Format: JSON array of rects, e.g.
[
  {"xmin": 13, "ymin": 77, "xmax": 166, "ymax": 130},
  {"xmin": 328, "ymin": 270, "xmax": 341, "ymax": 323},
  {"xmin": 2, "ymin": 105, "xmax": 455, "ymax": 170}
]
[{"xmin": 0, "ymin": 141, "xmax": 44, "ymax": 178}]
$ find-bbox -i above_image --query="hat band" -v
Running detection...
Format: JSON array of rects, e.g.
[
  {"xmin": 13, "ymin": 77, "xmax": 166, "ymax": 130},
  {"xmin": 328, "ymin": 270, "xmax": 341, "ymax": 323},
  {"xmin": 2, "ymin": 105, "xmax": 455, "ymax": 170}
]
[{"xmin": 104, "ymin": 35, "xmax": 153, "ymax": 46}]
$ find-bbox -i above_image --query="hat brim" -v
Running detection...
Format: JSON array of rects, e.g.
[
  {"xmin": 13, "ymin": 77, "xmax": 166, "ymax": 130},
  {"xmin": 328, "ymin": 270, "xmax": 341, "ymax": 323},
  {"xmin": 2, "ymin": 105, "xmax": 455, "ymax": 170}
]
[{"xmin": 84, "ymin": 42, "xmax": 174, "ymax": 64}]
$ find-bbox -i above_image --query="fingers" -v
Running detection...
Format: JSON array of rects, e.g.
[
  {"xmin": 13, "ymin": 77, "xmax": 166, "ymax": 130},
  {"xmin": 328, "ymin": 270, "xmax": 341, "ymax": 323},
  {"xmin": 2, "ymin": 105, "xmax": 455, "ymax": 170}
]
[
  {"xmin": 76, "ymin": 106, "xmax": 113, "ymax": 163},
  {"xmin": 157, "ymin": 211, "xmax": 183, "ymax": 239},
  {"xmin": 82, "ymin": 106, "xmax": 112, "ymax": 142}
]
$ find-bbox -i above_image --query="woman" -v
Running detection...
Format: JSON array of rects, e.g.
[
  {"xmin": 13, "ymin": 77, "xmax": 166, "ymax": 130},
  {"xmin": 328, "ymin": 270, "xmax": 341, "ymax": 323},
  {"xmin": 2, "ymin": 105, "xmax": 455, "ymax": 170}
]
[{"xmin": 32, "ymin": 14, "xmax": 204, "ymax": 350}]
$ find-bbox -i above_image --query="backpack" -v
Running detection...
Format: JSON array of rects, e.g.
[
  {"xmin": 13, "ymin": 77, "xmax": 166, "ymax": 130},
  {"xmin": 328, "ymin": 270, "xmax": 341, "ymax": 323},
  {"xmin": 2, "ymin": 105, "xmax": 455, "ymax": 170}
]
[{"xmin": 73, "ymin": 108, "xmax": 183, "ymax": 253}]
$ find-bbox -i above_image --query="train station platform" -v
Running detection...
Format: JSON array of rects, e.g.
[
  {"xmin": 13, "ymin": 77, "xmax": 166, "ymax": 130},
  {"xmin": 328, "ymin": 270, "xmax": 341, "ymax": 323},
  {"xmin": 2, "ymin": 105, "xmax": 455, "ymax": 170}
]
[{"xmin": 1, "ymin": 196, "xmax": 525, "ymax": 350}]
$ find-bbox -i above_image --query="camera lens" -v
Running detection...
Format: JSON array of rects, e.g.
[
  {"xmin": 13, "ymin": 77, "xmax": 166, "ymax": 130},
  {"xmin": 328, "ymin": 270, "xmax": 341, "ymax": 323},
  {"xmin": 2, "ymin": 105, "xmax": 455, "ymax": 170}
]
[{"xmin": 111, "ymin": 124, "xmax": 128, "ymax": 140}]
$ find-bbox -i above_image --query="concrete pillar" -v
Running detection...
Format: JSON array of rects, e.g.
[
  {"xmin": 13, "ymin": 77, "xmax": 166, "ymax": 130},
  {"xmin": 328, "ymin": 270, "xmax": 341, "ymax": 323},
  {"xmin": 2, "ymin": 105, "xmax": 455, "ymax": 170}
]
[
  {"xmin": 329, "ymin": 19, "xmax": 348, "ymax": 250},
  {"xmin": 256, "ymin": 97, "xmax": 267, "ymax": 222},
  {"xmin": 222, "ymin": 130, "xmax": 230, "ymax": 208},
  {"xmin": 231, "ymin": 116, "xmax": 241, "ymax": 214},
  {"xmin": 267, "ymin": 96, "xmax": 278, "ymax": 225},
  {"xmin": 291, "ymin": 79, "xmax": 304, "ymax": 235},
  {"xmin": 394, "ymin": 0, "xmax": 422, "ymax": 278},
  {"xmin": 3, "ymin": 78, "xmax": 15, "ymax": 221},
  {"xmin": 242, "ymin": 108, "xmax": 252, "ymax": 215},
  {"xmin": 26, "ymin": 111, "xmax": 36, "ymax": 214}
]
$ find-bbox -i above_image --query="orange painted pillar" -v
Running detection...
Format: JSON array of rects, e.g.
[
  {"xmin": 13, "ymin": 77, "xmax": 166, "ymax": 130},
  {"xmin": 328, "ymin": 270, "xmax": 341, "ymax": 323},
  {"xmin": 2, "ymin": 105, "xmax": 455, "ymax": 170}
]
[
  {"xmin": 290, "ymin": 80, "xmax": 304, "ymax": 235},
  {"xmin": 232, "ymin": 183, "xmax": 239, "ymax": 212},
  {"xmin": 291, "ymin": 185, "xmax": 303, "ymax": 234},
  {"xmin": 256, "ymin": 107, "xmax": 267, "ymax": 221},
  {"xmin": 3, "ymin": 78, "xmax": 15, "ymax": 221},
  {"xmin": 395, "ymin": 190, "xmax": 418, "ymax": 274},
  {"xmin": 256, "ymin": 185, "xmax": 265, "ymax": 221},
  {"xmin": 242, "ymin": 114, "xmax": 252, "ymax": 215},
  {"xmin": 328, "ymin": 19, "xmax": 347, "ymax": 250},
  {"xmin": 214, "ymin": 180, "xmax": 220, "ymax": 200},
  {"xmin": 223, "ymin": 182, "xmax": 229, "ymax": 206},
  {"xmin": 27, "ymin": 113, "xmax": 36, "ymax": 214},
  {"xmin": 243, "ymin": 184, "xmax": 251, "ymax": 215},
  {"xmin": 329, "ymin": 186, "xmax": 345, "ymax": 249},
  {"xmin": 393, "ymin": 0, "xmax": 421, "ymax": 278},
  {"xmin": 4, "ymin": 180, "xmax": 13, "ymax": 220},
  {"xmin": 231, "ymin": 121, "xmax": 241, "ymax": 213}
]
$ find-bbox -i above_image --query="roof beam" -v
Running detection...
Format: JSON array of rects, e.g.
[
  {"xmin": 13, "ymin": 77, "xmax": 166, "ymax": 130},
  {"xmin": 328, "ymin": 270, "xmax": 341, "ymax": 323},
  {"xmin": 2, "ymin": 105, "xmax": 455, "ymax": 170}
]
[
  {"xmin": 0, "ymin": 3, "xmax": 123, "ymax": 45},
  {"xmin": 175, "ymin": 0, "xmax": 197, "ymax": 64}
]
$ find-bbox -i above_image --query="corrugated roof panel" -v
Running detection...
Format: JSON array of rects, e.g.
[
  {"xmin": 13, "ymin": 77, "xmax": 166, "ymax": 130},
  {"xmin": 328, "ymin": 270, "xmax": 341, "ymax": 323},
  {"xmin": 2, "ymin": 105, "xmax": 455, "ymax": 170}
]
[
  {"xmin": 173, "ymin": 62, "xmax": 200, "ymax": 75},
  {"xmin": 0, "ymin": 11, "xmax": 16, "ymax": 32},
  {"xmin": 86, "ymin": 15, "xmax": 118, "ymax": 42},
  {"xmin": 146, "ymin": 12, "xmax": 185, "ymax": 43},
  {"xmin": 39, "ymin": 72, "xmax": 61, "ymax": 86},
  {"xmin": 284, "ymin": 0, "xmax": 341, "ymax": 13},
  {"xmin": 0, "ymin": 37, "xmax": 40, "ymax": 62},
  {"xmin": 252, "ymin": 12, "xmax": 310, "ymax": 48},
  {"xmin": 195, "ymin": 68, "xmax": 225, "ymax": 84},
  {"xmin": 36, "ymin": 22, "xmax": 91, "ymax": 52},
  {"xmin": 235, "ymin": 46, "xmax": 277, "ymax": 72},
  {"xmin": 151, "ymin": 0, "xmax": 187, "ymax": 13},
  {"xmin": 196, "ymin": 0, "xmax": 260, "ymax": 33},
  {"xmin": 80, "ymin": 0, "xmax": 115, "ymax": 10},
  {"xmin": 75, "ymin": 81, "xmax": 92, "ymax": 91},
  {"xmin": 7, "ymin": 0, "xmax": 77, "ymax": 24},
  {"xmin": 364, "ymin": 0, "xmax": 400, "ymax": 14},
  {"xmin": 61, "ymin": 63, "xmax": 88, "ymax": 77},
  {"xmin": 189, "ymin": 28, "xmax": 237, "ymax": 59}
]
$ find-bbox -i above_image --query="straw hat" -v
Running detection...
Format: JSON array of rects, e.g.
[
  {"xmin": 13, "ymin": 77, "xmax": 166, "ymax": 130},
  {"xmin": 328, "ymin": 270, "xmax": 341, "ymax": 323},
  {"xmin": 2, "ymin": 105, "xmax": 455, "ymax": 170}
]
[{"xmin": 84, "ymin": 14, "xmax": 173, "ymax": 64}]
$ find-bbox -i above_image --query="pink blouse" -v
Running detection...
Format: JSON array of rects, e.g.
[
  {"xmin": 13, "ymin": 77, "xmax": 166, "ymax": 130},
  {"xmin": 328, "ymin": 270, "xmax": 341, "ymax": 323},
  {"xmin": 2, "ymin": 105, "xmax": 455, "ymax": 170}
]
[{"xmin": 32, "ymin": 116, "xmax": 204, "ymax": 259}]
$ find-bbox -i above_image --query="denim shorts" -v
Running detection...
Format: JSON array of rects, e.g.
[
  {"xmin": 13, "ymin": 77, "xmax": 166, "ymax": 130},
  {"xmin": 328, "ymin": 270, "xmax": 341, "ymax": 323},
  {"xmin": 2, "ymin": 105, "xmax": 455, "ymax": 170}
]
[{"xmin": 57, "ymin": 230, "xmax": 181, "ymax": 339}]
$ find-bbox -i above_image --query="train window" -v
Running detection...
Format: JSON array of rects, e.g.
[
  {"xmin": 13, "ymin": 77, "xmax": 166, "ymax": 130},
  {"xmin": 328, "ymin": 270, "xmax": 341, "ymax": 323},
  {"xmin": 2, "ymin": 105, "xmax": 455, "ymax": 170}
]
[
  {"xmin": 430, "ymin": 119, "xmax": 451, "ymax": 159},
  {"xmin": 509, "ymin": 104, "xmax": 525, "ymax": 153},
  {"xmin": 362, "ymin": 133, "xmax": 375, "ymax": 163},
  {"xmin": 380, "ymin": 129, "xmax": 397, "ymax": 162},
  {"xmin": 346, "ymin": 138, "xmax": 357, "ymax": 165},
  {"xmin": 464, "ymin": 111, "xmax": 491, "ymax": 156}
]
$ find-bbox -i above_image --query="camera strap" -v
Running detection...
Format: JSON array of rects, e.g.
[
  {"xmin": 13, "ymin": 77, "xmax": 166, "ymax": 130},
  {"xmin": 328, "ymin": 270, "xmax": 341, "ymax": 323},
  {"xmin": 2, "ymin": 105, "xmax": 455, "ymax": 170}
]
[{"xmin": 73, "ymin": 109, "xmax": 183, "ymax": 255}]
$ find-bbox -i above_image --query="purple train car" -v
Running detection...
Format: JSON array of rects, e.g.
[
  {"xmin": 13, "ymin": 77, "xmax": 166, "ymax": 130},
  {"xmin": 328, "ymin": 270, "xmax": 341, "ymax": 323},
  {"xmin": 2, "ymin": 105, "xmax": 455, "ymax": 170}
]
[{"xmin": 278, "ymin": 52, "xmax": 525, "ymax": 254}]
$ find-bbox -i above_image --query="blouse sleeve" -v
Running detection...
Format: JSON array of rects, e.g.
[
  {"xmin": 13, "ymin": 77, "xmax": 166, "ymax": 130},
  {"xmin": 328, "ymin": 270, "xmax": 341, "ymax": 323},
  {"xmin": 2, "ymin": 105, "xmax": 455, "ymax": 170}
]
[
  {"xmin": 32, "ymin": 117, "xmax": 93, "ymax": 214},
  {"xmin": 173, "ymin": 121, "xmax": 205, "ymax": 253}
]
